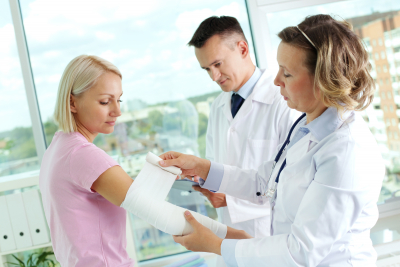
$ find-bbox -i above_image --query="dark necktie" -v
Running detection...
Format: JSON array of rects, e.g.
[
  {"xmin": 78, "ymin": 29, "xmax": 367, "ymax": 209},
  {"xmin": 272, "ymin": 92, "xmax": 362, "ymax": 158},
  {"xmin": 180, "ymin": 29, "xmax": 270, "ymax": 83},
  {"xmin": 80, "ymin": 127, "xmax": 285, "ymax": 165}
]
[{"xmin": 231, "ymin": 93, "xmax": 245, "ymax": 118}]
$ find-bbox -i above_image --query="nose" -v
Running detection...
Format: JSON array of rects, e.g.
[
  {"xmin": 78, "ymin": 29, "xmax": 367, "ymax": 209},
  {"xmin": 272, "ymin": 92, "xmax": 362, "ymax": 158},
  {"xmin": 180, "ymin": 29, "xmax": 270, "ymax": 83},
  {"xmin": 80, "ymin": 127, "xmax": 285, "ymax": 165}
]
[
  {"xmin": 274, "ymin": 73, "xmax": 282, "ymax": 87},
  {"xmin": 111, "ymin": 102, "xmax": 122, "ymax": 117},
  {"xmin": 210, "ymin": 69, "xmax": 221, "ymax": 82}
]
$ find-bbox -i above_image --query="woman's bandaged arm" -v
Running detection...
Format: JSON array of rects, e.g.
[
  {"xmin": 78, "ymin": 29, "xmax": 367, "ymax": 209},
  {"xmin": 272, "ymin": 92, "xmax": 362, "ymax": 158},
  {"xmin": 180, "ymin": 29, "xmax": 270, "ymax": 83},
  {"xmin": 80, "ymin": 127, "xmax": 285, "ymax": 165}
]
[{"xmin": 120, "ymin": 152, "xmax": 227, "ymax": 238}]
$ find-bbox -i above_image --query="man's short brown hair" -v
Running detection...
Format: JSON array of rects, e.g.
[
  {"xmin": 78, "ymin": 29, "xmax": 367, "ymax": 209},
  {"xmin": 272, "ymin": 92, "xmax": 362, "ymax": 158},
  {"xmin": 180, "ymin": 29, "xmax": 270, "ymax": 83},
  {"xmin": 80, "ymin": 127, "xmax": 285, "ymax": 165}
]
[{"xmin": 188, "ymin": 16, "xmax": 247, "ymax": 48}]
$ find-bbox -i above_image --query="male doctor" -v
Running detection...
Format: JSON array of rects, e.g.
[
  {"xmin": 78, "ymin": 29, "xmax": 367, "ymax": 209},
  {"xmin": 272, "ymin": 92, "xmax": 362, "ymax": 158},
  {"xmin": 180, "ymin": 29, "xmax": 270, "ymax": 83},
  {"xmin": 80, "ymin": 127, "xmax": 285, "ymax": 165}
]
[{"xmin": 187, "ymin": 16, "xmax": 299, "ymax": 266}]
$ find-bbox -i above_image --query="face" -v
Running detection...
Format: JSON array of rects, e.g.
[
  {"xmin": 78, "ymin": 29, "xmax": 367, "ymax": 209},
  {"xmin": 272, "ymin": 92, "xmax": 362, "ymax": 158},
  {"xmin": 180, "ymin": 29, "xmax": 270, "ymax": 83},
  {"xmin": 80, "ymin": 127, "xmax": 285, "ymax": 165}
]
[
  {"xmin": 274, "ymin": 42, "xmax": 324, "ymax": 114},
  {"xmin": 195, "ymin": 35, "xmax": 249, "ymax": 92},
  {"xmin": 70, "ymin": 72, "xmax": 122, "ymax": 141}
]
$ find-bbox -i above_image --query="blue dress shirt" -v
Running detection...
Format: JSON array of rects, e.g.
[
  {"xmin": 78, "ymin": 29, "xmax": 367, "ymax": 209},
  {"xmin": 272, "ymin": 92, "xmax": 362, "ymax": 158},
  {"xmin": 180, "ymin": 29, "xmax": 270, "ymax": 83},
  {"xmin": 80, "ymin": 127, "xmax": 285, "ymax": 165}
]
[{"xmin": 204, "ymin": 107, "xmax": 341, "ymax": 267}]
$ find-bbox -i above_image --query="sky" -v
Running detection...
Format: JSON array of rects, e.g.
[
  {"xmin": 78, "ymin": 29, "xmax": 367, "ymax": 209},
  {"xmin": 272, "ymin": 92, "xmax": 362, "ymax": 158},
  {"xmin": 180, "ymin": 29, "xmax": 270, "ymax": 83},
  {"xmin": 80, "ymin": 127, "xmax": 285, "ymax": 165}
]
[{"xmin": 0, "ymin": 0, "xmax": 254, "ymax": 133}]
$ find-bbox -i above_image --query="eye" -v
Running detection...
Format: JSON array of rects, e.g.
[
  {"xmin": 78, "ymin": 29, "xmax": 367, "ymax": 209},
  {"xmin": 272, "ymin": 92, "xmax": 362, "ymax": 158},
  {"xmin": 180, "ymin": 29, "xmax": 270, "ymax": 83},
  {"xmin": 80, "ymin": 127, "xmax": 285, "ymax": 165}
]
[
  {"xmin": 118, "ymin": 100, "xmax": 123, "ymax": 103},
  {"xmin": 100, "ymin": 102, "xmax": 109, "ymax": 105},
  {"xmin": 283, "ymin": 73, "xmax": 291, "ymax": 78},
  {"xmin": 215, "ymin": 62, "xmax": 221, "ymax": 67}
]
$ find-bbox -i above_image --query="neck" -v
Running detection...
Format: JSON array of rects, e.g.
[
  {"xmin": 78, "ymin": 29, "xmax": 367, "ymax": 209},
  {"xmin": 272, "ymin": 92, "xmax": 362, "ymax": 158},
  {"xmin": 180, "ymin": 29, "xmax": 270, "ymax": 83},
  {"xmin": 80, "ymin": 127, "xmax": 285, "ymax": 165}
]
[
  {"xmin": 305, "ymin": 105, "xmax": 328, "ymax": 124},
  {"xmin": 75, "ymin": 121, "xmax": 97, "ymax": 143},
  {"xmin": 233, "ymin": 63, "xmax": 256, "ymax": 93}
]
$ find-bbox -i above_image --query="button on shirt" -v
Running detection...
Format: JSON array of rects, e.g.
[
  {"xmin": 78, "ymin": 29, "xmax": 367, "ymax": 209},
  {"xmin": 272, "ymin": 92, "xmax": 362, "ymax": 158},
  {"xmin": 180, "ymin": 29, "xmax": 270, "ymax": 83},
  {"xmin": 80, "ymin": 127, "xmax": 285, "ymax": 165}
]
[{"xmin": 203, "ymin": 107, "xmax": 345, "ymax": 267}]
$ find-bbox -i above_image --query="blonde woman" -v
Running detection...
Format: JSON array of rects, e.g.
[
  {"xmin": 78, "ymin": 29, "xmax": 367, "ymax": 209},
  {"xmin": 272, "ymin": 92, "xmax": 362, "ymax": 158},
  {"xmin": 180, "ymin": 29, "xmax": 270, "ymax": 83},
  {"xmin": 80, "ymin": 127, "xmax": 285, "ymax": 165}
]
[
  {"xmin": 159, "ymin": 14, "xmax": 385, "ymax": 266},
  {"xmin": 40, "ymin": 55, "xmax": 247, "ymax": 267}
]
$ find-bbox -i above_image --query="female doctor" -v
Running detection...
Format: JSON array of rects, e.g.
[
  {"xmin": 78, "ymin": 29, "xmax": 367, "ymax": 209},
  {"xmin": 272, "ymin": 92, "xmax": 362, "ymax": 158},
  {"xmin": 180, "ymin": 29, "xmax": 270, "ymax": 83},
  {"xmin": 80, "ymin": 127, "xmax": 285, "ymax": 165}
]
[{"xmin": 159, "ymin": 14, "xmax": 385, "ymax": 266}]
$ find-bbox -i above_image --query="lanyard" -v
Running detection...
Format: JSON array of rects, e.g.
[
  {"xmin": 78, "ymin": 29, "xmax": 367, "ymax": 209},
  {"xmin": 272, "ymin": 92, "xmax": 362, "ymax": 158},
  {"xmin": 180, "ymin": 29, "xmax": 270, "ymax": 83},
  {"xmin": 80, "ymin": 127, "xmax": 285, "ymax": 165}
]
[{"xmin": 263, "ymin": 113, "xmax": 306, "ymax": 200}]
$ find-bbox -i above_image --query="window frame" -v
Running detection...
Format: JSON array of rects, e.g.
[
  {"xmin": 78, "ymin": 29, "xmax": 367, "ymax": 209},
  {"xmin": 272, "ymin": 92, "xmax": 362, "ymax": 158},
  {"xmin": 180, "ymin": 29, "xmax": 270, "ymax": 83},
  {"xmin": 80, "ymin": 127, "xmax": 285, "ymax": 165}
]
[{"xmin": 246, "ymin": 0, "xmax": 400, "ymax": 216}]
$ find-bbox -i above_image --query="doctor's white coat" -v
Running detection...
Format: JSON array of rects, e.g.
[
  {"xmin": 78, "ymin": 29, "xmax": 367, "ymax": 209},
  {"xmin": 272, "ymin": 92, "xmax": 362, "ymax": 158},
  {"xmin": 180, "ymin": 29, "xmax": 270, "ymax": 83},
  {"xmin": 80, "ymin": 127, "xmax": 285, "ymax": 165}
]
[
  {"xmin": 205, "ymin": 70, "xmax": 299, "ymax": 264},
  {"xmin": 217, "ymin": 109, "xmax": 384, "ymax": 266}
]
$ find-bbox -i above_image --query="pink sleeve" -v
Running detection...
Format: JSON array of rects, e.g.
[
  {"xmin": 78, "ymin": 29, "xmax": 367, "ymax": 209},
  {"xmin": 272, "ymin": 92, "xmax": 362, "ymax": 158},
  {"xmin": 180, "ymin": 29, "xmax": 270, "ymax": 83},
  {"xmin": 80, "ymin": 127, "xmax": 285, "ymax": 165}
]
[{"xmin": 69, "ymin": 143, "xmax": 119, "ymax": 192}]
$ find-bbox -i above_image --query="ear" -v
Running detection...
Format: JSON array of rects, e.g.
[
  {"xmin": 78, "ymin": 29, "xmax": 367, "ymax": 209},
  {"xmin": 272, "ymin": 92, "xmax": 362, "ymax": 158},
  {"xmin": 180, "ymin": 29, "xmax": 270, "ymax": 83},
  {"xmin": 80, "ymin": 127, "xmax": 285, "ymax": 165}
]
[
  {"xmin": 70, "ymin": 94, "xmax": 78, "ymax": 114},
  {"xmin": 237, "ymin": 40, "xmax": 249, "ymax": 58}
]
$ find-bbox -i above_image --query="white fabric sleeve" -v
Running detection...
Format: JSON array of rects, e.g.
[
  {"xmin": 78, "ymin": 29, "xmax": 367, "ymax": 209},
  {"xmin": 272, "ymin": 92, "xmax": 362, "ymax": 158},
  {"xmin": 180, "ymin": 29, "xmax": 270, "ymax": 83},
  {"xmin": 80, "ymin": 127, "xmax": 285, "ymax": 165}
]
[{"xmin": 120, "ymin": 152, "xmax": 227, "ymax": 238}]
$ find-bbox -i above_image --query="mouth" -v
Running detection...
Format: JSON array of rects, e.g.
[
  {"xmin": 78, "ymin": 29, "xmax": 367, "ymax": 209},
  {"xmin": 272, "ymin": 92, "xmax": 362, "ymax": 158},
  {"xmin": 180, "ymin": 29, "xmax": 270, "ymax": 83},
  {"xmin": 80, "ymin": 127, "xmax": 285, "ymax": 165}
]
[
  {"xmin": 219, "ymin": 79, "xmax": 227, "ymax": 85},
  {"xmin": 106, "ymin": 121, "xmax": 116, "ymax": 126}
]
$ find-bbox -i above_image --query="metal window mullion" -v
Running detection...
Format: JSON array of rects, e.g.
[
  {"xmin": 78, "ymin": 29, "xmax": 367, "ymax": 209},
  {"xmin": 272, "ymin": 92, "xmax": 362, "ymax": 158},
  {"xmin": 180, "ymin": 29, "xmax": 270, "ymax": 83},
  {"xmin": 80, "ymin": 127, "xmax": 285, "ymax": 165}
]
[{"xmin": 9, "ymin": 0, "xmax": 46, "ymax": 162}]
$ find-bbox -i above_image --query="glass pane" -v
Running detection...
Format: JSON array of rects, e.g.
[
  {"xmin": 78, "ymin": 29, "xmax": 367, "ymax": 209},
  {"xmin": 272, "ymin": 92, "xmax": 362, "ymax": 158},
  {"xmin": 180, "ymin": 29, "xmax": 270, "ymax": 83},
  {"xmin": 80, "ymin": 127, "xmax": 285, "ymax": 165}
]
[
  {"xmin": 20, "ymin": 0, "xmax": 255, "ymax": 260},
  {"xmin": 0, "ymin": 1, "xmax": 38, "ymax": 180},
  {"xmin": 265, "ymin": 0, "xmax": 400, "ymax": 205}
]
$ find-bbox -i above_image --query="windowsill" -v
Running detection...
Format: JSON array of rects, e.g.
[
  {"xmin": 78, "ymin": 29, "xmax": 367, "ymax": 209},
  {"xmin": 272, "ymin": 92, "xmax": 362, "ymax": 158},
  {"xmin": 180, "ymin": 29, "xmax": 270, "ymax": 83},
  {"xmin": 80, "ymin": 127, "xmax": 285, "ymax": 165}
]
[{"xmin": 0, "ymin": 169, "xmax": 40, "ymax": 193}]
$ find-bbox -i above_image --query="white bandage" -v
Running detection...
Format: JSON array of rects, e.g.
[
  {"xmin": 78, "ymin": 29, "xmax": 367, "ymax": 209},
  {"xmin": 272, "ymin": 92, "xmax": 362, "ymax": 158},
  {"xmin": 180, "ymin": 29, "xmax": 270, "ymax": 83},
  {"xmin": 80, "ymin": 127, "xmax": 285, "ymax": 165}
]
[{"xmin": 121, "ymin": 152, "xmax": 227, "ymax": 238}]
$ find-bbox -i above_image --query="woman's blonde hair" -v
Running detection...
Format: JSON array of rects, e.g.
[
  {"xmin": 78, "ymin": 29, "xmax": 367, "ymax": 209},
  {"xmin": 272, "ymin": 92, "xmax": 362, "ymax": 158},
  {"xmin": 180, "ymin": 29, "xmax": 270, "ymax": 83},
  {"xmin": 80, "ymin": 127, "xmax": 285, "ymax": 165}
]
[
  {"xmin": 278, "ymin": 14, "xmax": 374, "ymax": 113},
  {"xmin": 54, "ymin": 55, "xmax": 122, "ymax": 133}
]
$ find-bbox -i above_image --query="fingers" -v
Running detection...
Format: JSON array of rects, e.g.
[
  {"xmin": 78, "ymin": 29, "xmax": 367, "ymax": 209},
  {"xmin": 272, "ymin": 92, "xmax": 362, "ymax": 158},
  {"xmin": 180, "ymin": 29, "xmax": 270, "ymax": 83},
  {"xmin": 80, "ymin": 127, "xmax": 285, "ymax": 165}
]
[
  {"xmin": 158, "ymin": 151, "xmax": 182, "ymax": 160},
  {"xmin": 159, "ymin": 158, "xmax": 181, "ymax": 168},
  {"xmin": 184, "ymin": 210, "xmax": 200, "ymax": 227},
  {"xmin": 192, "ymin": 186, "xmax": 211, "ymax": 197}
]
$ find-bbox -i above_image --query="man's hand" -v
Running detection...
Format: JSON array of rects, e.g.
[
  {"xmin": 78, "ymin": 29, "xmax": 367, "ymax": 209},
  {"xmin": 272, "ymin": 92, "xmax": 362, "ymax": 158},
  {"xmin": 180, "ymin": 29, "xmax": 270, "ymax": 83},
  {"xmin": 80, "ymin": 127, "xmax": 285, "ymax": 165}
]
[
  {"xmin": 192, "ymin": 186, "xmax": 227, "ymax": 208},
  {"xmin": 159, "ymin": 151, "xmax": 211, "ymax": 179},
  {"xmin": 173, "ymin": 211, "xmax": 223, "ymax": 255}
]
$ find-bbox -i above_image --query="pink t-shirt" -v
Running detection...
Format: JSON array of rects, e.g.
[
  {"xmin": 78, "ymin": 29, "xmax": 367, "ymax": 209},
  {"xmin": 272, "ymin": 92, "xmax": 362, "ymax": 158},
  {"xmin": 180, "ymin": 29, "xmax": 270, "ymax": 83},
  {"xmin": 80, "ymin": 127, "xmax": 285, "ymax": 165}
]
[{"xmin": 39, "ymin": 131, "xmax": 134, "ymax": 267}]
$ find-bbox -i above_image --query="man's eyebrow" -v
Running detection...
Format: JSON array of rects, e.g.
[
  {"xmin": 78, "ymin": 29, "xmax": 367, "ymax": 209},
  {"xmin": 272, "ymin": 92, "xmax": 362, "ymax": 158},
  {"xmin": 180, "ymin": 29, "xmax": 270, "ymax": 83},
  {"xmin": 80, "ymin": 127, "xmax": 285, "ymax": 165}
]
[{"xmin": 201, "ymin": 60, "xmax": 220, "ymax": 69}]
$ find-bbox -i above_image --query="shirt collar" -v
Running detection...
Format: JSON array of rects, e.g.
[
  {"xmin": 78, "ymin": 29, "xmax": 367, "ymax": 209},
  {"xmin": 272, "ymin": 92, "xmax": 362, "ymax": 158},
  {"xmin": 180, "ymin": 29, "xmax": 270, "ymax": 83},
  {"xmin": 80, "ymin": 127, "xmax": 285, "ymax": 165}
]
[
  {"xmin": 231, "ymin": 67, "xmax": 262, "ymax": 100},
  {"xmin": 298, "ymin": 107, "xmax": 349, "ymax": 142}
]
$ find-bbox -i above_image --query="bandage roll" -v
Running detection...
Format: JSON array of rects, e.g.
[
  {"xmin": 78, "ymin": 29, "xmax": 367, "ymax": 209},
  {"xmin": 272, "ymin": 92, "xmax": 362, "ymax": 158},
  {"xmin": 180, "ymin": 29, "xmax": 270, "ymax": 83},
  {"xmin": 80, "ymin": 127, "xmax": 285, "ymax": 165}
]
[
  {"xmin": 146, "ymin": 152, "xmax": 182, "ymax": 176},
  {"xmin": 121, "ymin": 152, "xmax": 227, "ymax": 238}
]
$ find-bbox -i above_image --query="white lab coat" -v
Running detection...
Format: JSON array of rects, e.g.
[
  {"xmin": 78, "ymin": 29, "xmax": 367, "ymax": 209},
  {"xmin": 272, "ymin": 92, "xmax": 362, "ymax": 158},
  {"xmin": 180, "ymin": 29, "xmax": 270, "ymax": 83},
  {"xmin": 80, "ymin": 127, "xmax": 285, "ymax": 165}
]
[
  {"xmin": 206, "ymin": 70, "xmax": 299, "ymax": 266},
  {"xmin": 217, "ymin": 109, "xmax": 385, "ymax": 266}
]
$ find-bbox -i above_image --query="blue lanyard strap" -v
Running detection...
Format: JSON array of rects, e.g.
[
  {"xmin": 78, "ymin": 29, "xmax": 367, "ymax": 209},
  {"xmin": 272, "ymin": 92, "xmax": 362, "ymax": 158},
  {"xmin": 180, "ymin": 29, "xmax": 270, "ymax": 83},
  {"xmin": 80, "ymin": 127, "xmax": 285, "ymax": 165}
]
[{"xmin": 273, "ymin": 113, "xmax": 306, "ymax": 183}]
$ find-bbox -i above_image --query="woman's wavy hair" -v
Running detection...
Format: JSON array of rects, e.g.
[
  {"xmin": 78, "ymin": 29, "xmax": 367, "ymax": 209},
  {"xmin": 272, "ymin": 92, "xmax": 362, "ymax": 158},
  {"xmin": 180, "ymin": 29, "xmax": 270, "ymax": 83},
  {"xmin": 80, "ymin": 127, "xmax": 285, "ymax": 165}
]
[
  {"xmin": 54, "ymin": 55, "xmax": 122, "ymax": 133},
  {"xmin": 278, "ymin": 14, "xmax": 374, "ymax": 113}
]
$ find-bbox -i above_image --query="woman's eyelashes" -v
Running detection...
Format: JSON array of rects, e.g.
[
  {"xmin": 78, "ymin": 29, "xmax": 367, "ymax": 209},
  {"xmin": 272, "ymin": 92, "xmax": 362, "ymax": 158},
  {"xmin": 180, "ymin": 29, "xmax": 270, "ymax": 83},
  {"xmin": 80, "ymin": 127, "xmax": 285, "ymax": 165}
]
[
  {"xmin": 100, "ymin": 99, "xmax": 122, "ymax": 105},
  {"xmin": 284, "ymin": 73, "xmax": 291, "ymax": 78}
]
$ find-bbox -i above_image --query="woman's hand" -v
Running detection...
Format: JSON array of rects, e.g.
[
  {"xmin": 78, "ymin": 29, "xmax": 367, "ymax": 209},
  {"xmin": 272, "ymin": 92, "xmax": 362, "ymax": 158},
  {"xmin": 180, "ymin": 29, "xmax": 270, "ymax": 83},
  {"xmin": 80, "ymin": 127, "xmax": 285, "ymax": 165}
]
[
  {"xmin": 173, "ymin": 211, "xmax": 223, "ymax": 255},
  {"xmin": 226, "ymin": 226, "xmax": 253, "ymax": 239},
  {"xmin": 159, "ymin": 151, "xmax": 211, "ymax": 180}
]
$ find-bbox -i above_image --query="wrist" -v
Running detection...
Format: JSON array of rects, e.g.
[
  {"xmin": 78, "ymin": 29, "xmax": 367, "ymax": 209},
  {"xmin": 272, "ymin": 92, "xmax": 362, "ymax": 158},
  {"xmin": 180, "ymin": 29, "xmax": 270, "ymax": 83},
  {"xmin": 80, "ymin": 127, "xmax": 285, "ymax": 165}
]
[
  {"xmin": 200, "ymin": 159, "xmax": 211, "ymax": 180},
  {"xmin": 211, "ymin": 237, "xmax": 223, "ymax": 255}
]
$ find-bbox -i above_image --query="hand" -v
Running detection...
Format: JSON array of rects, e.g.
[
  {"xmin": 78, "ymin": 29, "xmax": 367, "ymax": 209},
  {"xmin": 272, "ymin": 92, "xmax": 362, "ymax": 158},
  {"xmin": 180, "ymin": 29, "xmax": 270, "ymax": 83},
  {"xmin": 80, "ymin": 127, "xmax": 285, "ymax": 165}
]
[
  {"xmin": 173, "ymin": 211, "xmax": 223, "ymax": 255},
  {"xmin": 159, "ymin": 151, "xmax": 211, "ymax": 179},
  {"xmin": 192, "ymin": 186, "xmax": 227, "ymax": 208},
  {"xmin": 226, "ymin": 226, "xmax": 253, "ymax": 239}
]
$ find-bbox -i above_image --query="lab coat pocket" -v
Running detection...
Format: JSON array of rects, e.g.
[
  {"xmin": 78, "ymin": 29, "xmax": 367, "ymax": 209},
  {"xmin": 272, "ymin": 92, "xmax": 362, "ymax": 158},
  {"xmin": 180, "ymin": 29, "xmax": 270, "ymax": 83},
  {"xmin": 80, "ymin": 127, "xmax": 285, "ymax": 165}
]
[{"xmin": 243, "ymin": 139, "xmax": 278, "ymax": 169}]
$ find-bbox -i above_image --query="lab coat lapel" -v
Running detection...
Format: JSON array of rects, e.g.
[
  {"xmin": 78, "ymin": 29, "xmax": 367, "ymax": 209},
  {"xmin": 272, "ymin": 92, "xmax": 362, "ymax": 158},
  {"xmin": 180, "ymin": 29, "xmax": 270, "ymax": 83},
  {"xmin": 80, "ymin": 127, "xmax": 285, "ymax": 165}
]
[
  {"xmin": 285, "ymin": 133, "xmax": 312, "ymax": 166},
  {"xmin": 222, "ymin": 93, "xmax": 233, "ymax": 123},
  {"xmin": 231, "ymin": 70, "xmax": 276, "ymax": 126}
]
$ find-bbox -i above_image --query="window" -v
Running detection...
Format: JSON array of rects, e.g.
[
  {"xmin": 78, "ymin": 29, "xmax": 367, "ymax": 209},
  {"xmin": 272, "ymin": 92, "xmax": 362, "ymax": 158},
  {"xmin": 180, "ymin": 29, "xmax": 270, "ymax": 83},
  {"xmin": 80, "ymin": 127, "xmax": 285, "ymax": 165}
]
[
  {"xmin": 392, "ymin": 118, "xmax": 397, "ymax": 126},
  {"xmin": 390, "ymin": 105, "xmax": 394, "ymax": 112},
  {"xmin": 264, "ymin": 0, "xmax": 400, "ymax": 213},
  {"xmin": 0, "ymin": 1, "xmax": 38, "ymax": 179},
  {"xmin": 19, "ymin": 0, "xmax": 255, "ymax": 261}
]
